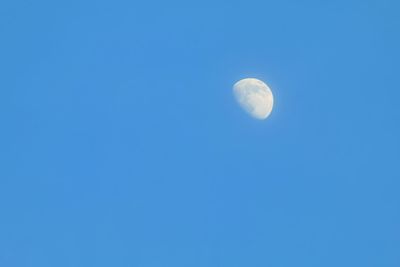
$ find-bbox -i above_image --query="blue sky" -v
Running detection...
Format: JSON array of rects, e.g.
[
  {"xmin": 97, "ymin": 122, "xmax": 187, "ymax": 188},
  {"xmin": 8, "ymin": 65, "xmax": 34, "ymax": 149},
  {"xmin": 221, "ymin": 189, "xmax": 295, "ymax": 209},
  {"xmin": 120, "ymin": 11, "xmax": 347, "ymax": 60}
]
[{"xmin": 1, "ymin": 0, "xmax": 399, "ymax": 266}]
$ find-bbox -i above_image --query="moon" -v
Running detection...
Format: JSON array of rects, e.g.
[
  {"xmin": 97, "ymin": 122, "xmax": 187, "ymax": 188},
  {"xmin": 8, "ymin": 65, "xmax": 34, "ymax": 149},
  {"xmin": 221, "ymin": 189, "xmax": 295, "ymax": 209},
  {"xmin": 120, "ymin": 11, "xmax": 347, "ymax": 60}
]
[{"xmin": 233, "ymin": 78, "xmax": 274, "ymax": 120}]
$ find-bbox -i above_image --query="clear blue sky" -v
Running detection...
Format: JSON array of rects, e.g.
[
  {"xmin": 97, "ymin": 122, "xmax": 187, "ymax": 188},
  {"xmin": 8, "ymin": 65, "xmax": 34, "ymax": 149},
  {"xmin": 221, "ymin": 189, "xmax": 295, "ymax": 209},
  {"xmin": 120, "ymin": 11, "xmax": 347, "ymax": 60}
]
[{"xmin": 1, "ymin": 0, "xmax": 399, "ymax": 266}]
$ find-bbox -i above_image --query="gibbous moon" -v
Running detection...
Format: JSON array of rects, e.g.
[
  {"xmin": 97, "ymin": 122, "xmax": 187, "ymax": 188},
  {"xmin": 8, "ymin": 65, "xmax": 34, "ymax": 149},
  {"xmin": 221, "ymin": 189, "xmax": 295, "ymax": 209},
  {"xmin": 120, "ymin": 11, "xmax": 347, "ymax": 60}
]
[{"xmin": 233, "ymin": 78, "xmax": 274, "ymax": 120}]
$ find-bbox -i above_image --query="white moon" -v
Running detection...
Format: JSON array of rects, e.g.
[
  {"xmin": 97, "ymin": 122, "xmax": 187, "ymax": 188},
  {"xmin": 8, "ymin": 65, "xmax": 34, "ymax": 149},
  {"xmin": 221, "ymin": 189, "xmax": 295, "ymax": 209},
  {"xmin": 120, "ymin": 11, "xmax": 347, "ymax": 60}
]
[{"xmin": 233, "ymin": 78, "xmax": 274, "ymax": 120}]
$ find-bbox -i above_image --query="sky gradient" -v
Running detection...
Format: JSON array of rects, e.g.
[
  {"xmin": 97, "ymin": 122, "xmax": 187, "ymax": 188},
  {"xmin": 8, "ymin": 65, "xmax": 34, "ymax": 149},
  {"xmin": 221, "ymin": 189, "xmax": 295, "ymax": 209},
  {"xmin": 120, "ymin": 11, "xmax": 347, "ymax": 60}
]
[{"xmin": 1, "ymin": 0, "xmax": 400, "ymax": 266}]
